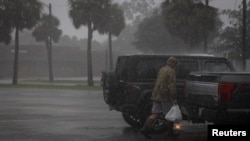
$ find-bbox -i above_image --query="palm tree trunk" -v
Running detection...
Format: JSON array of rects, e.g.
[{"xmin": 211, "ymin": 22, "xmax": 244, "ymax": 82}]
[
  {"xmin": 12, "ymin": 26, "xmax": 19, "ymax": 85},
  {"xmin": 46, "ymin": 40, "xmax": 54, "ymax": 82},
  {"xmin": 87, "ymin": 23, "xmax": 94, "ymax": 86},
  {"xmin": 48, "ymin": 3, "xmax": 54, "ymax": 81}
]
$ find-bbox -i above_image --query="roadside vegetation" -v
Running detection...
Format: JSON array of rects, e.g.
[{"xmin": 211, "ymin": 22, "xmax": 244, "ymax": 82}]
[{"xmin": 0, "ymin": 79, "xmax": 102, "ymax": 91}]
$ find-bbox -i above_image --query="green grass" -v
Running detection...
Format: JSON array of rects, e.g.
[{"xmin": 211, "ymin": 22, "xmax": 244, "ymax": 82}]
[
  {"xmin": 0, "ymin": 81, "xmax": 102, "ymax": 91},
  {"xmin": 21, "ymin": 79, "xmax": 100, "ymax": 84}
]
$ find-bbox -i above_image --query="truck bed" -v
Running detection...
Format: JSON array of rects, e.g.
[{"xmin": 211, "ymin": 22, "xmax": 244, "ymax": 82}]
[{"xmin": 185, "ymin": 72, "xmax": 250, "ymax": 124}]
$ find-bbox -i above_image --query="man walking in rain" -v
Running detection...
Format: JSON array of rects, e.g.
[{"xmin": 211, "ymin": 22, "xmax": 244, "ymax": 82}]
[{"xmin": 140, "ymin": 56, "xmax": 179, "ymax": 139}]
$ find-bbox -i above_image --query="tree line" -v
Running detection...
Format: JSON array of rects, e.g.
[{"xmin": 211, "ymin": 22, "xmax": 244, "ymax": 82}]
[
  {"xmin": 0, "ymin": 0, "xmax": 125, "ymax": 86},
  {"xmin": 0, "ymin": 0, "xmax": 249, "ymax": 86},
  {"xmin": 133, "ymin": 0, "xmax": 249, "ymax": 70}
]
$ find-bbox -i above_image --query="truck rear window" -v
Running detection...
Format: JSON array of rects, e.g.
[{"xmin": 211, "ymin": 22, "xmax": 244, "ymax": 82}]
[
  {"xmin": 205, "ymin": 61, "xmax": 232, "ymax": 72},
  {"xmin": 135, "ymin": 59, "xmax": 199, "ymax": 81},
  {"xmin": 135, "ymin": 58, "xmax": 165, "ymax": 81},
  {"xmin": 116, "ymin": 57, "xmax": 128, "ymax": 81}
]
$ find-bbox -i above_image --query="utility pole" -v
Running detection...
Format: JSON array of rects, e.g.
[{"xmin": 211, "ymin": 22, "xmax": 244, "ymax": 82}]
[
  {"xmin": 205, "ymin": 0, "xmax": 209, "ymax": 5},
  {"xmin": 203, "ymin": 0, "xmax": 209, "ymax": 53},
  {"xmin": 242, "ymin": 0, "xmax": 246, "ymax": 71},
  {"xmin": 106, "ymin": 49, "xmax": 108, "ymax": 71}
]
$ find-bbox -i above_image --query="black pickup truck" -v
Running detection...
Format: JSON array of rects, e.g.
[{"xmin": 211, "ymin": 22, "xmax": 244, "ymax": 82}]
[
  {"xmin": 185, "ymin": 71, "xmax": 250, "ymax": 124},
  {"xmin": 100, "ymin": 54, "xmax": 235, "ymax": 127}
]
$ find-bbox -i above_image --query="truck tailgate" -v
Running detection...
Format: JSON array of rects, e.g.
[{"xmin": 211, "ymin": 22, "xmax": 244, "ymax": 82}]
[
  {"xmin": 220, "ymin": 73, "xmax": 250, "ymax": 108},
  {"xmin": 186, "ymin": 72, "xmax": 250, "ymax": 108}
]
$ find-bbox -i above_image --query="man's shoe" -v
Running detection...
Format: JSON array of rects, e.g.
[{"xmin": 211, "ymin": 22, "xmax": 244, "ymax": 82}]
[
  {"xmin": 140, "ymin": 129, "xmax": 152, "ymax": 139},
  {"xmin": 167, "ymin": 131, "xmax": 180, "ymax": 137},
  {"xmin": 140, "ymin": 118, "xmax": 154, "ymax": 139}
]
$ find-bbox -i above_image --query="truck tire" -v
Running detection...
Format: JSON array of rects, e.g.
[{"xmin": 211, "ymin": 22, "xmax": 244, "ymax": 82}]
[
  {"xmin": 151, "ymin": 115, "xmax": 168, "ymax": 134},
  {"xmin": 122, "ymin": 100, "xmax": 152, "ymax": 128},
  {"xmin": 102, "ymin": 72, "xmax": 117, "ymax": 105},
  {"xmin": 122, "ymin": 112, "xmax": 145, "ymax": 128},
  {"xmin": 214, "ymin": 110, "xmax": 229, "ymax": 124}
]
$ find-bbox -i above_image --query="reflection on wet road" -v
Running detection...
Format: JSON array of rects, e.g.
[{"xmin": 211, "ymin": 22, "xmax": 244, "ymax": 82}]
[{"xmin": 0, "ymin": 88, "xmax": 208, "ymax": 141}]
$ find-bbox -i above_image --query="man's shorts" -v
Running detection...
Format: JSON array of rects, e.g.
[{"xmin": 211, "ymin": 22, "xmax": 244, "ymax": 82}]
[{"xmin": 151, "ymin": 101, "xmax": 172, "ymax": 115}]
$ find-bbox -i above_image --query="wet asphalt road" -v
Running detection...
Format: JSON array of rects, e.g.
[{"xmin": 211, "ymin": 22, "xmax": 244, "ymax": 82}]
[{"xmin": 0, "ymin": 88, "xmax": 209, "ymax": 141}]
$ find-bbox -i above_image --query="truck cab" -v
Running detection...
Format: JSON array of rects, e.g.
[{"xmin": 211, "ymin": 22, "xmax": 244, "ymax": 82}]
[{"xmin": 101, "ymin": 54, "xmax": 235, "ymax": 127}]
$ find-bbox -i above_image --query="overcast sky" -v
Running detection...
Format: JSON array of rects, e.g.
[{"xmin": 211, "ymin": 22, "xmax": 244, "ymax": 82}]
[{"xmin": 40, "ymin": 0, "xmax": 242, "ymax": 43}]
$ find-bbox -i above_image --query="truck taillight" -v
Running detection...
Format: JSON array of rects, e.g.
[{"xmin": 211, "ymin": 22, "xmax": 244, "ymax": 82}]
[{"xmin": 218, "ymin": 83, "xmax": 236, "ymax": 102}]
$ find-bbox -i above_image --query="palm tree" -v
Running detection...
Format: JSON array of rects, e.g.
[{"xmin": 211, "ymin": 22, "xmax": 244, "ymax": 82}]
[
  {"xmin": 0, "ymin": 7, "xmax": 11, "ymax": 44},
  {"xmin": 32, "ymin": 14, "xmax": 62, "ymax": 82},
  {"xmin": 0, "ymin": 0, "xmax": 42, "ymax": 85},
  {"xmin": 99, "ymin": 3, "xmax": 125, "ymax": 70},
  {"xmin": 68, "ymin": 0, "xmax": 111, "ymax": 86}
]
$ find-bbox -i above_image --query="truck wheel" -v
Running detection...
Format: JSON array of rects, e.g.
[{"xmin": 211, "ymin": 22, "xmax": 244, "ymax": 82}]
[
  {"xmin": 214, "ymin": 110, "xmax": 229, "ymax": 124},
  {"xmin": 122, "ymin": 112, "xmax": 145, "ymax": 128},
  {"xmin": 121, "ymin": 101, "xmax": 152, "ymax": 128},
  {"xmin": 151, "ymin": 116, "xmax": 168, "ymax": 133}
]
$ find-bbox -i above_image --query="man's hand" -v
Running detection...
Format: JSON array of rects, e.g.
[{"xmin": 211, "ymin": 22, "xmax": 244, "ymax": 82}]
[{"xmin": 173, "ymin": 99, "xmax": 177, "ymax": 105}]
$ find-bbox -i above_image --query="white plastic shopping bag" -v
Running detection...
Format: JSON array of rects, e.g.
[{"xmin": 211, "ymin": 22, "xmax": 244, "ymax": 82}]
[{"xmin": 165, "ymin": 104, "xmax": 182, "ymax": 122}]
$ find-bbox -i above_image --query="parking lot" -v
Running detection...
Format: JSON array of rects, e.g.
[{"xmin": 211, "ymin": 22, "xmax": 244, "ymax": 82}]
[{"xmin": 0, "ymin": 87, "xmax": 208, "ymax": 141}]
